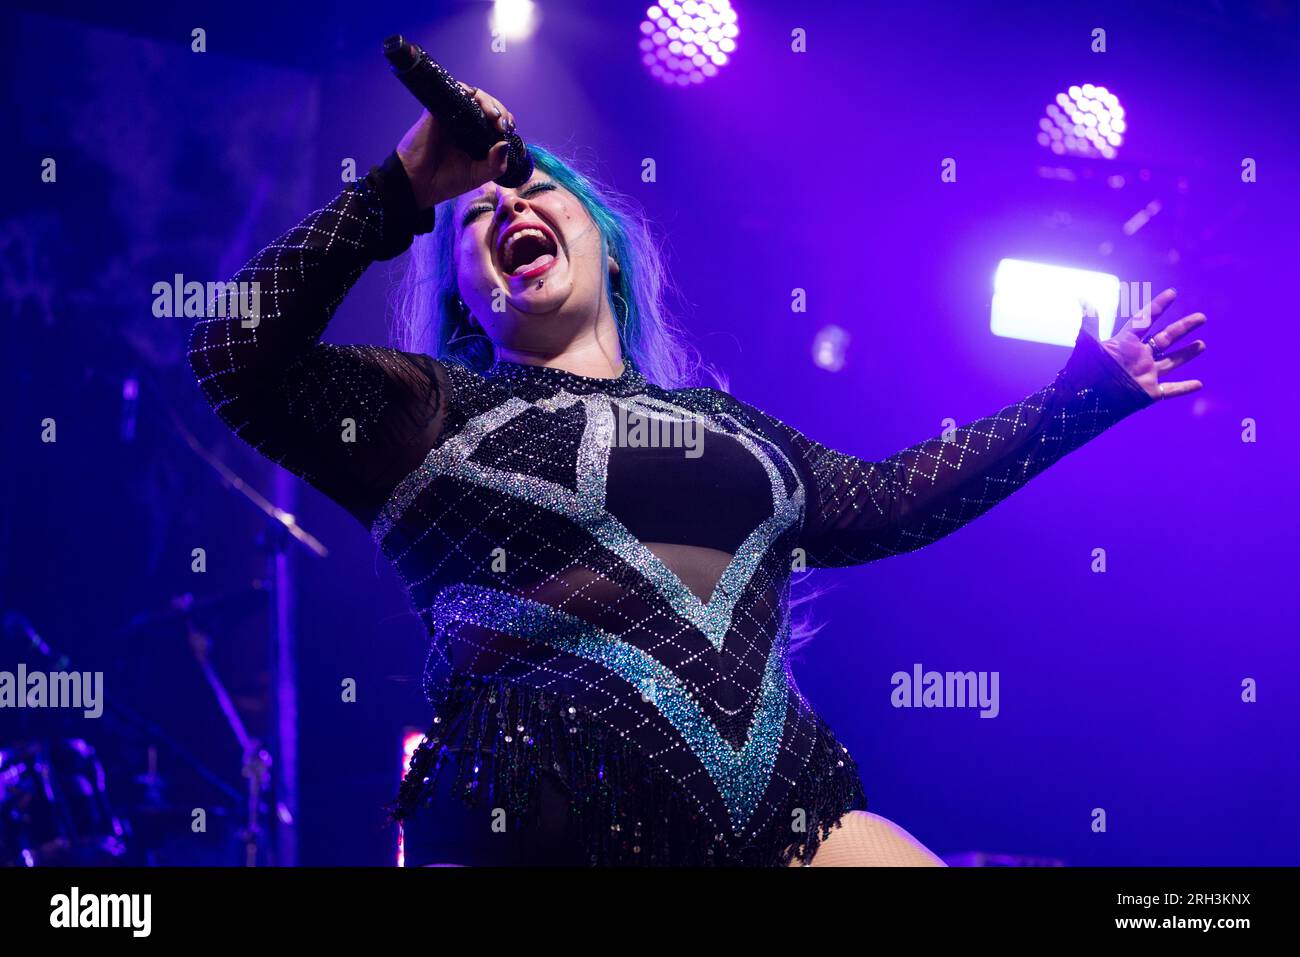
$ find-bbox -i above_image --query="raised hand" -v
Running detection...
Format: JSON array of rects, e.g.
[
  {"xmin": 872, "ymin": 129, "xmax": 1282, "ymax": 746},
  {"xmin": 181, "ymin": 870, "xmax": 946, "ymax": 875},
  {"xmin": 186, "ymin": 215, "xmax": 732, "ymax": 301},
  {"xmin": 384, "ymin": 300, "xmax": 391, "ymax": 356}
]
[
  {"xmin": 395, "ymin": 84, "xmax": 516, "ymax": 209},
  {"xmin": 1089, "ymin": 288, "xmax": 1207, "ymax": 402}
]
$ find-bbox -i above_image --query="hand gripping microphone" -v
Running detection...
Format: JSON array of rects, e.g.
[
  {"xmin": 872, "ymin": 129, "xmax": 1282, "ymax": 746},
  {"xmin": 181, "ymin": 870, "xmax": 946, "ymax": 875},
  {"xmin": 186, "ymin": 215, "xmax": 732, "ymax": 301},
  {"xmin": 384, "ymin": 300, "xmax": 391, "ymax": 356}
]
[{"xmin": 383, "ymin": 34, "xmax": 534, "ymax": 189}]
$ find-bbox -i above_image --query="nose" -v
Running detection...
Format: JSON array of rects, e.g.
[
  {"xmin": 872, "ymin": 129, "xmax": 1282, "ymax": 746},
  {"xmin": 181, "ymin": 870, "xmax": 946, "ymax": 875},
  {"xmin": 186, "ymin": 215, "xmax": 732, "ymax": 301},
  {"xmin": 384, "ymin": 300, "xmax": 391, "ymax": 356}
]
[{"xmin": 499, "ymin": 193, "xmax": 536, "ymax": 227}]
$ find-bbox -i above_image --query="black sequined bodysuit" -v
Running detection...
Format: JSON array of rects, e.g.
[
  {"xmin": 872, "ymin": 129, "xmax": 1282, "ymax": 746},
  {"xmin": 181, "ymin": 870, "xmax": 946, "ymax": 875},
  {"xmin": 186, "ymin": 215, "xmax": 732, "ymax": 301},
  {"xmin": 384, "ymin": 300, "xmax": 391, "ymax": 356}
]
[{"xmin": 188, "ymin": 153, "xmax": 1155, "ymax": 866}]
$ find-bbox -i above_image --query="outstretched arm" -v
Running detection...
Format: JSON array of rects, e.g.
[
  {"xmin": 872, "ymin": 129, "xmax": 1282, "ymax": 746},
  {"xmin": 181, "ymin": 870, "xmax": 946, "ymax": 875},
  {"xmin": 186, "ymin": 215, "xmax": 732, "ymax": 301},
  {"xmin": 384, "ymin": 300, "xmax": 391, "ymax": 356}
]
[{"xmin": 754, "ymin": 292, "xmax": 1207, "ymax": 568}]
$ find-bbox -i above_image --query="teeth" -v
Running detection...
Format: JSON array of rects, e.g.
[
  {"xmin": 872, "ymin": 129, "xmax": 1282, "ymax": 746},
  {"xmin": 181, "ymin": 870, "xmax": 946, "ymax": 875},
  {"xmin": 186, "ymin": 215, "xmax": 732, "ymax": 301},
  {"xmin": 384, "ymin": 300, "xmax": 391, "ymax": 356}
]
[
  {"xmin": 504, "ymin": 227, "xmax": 548, "ymax": 255},
  {"xmin": 501, "ymin": 226, "xmax": 555, "ymax": 274}
]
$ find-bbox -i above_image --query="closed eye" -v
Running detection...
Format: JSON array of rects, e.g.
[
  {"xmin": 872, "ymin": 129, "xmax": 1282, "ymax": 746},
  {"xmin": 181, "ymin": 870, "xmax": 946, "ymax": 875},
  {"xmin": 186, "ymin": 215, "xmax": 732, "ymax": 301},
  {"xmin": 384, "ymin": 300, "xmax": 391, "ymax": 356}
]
[{"xmin": 461, "ymin": 181, "xmax": 557, "ymax": 226}]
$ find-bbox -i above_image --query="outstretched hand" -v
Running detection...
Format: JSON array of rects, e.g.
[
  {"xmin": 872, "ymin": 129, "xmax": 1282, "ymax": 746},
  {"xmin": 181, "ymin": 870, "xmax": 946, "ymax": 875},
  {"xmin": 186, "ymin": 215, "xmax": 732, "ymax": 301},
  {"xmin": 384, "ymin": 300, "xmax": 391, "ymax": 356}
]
[{"xmin": 1082, "ymin": 288, "xmax": 1207, "ymax": 402}]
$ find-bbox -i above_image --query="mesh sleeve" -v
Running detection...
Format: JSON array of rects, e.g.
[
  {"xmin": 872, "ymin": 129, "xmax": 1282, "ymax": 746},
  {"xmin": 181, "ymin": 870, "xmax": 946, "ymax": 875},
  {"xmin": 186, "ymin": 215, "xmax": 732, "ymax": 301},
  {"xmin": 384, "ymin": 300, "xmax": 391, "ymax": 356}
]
[
  {"xmin": 745, "ymin": 326, "xmax": 1155, "ymax": 568},
  {"xmin": 186, "ymin": 152, "xmax": 447, "ymax": 526}
]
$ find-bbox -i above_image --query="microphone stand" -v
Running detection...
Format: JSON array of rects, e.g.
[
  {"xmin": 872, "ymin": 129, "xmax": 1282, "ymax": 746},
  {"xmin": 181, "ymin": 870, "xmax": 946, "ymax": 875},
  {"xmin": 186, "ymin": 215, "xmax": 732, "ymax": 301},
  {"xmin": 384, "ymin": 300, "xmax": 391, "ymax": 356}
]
[
  {"xmin": 182, "ymin": 614, "xmax": 271, "ymax": 868},
  {"xmin": 116, "ymin": 327, "xmax": 329, "ymax": 866},
  {"xmin": 163, "ymin": 402, "xmax": 327, "ymax": 867}
]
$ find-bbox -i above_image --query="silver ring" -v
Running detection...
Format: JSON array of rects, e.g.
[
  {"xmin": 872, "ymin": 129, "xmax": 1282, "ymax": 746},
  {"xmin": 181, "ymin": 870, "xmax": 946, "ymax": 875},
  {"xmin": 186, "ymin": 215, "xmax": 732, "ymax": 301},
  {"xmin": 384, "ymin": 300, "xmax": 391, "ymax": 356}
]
[
  {"xmin": 1157, "ymin": 382, "xmax": 1166, "ymax": 400},
  {"xmin": 1145, "ymin": 336, "xmax": 1163, "ymax": 359}
]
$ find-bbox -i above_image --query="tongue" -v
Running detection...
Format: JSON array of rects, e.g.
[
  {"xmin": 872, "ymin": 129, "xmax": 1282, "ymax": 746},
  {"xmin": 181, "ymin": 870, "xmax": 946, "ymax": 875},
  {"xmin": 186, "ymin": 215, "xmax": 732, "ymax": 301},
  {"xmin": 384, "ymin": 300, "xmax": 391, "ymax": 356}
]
[{"xmin": 511, "ymin": 252, "xmax": 555, "ymax": 275}]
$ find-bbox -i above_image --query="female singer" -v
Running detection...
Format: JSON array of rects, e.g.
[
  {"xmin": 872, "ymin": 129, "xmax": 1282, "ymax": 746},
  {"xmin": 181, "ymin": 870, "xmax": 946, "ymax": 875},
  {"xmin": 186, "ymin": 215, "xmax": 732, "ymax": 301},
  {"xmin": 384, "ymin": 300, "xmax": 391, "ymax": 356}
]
[{"xmin": 189, "ymin": 87, "xmax": 1206, "ymax": 866}]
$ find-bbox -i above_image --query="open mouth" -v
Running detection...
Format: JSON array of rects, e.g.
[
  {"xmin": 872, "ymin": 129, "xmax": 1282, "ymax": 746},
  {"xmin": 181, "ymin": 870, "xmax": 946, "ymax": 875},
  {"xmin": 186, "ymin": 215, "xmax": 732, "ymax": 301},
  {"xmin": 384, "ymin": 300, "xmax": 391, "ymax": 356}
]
[{"xmin": 497, "ymin": 221, "xmax": 560, "ymax": 278}]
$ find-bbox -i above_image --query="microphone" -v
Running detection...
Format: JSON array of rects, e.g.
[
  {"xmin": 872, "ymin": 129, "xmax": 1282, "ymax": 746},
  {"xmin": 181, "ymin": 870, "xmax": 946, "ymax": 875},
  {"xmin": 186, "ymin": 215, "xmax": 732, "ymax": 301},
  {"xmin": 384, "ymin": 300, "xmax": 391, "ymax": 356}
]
[{"xmin": 383, "ymin": 34, "xmax": 533, "ymax": 189}]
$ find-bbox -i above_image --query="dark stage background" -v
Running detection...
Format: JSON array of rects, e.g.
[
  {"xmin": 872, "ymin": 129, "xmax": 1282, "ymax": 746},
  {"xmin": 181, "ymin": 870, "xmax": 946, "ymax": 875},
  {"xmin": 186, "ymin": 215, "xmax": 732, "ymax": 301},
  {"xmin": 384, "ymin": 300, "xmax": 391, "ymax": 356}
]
[{"xmin": 3, "ymin": 0, "xmax": 1297, "ymax": 866}]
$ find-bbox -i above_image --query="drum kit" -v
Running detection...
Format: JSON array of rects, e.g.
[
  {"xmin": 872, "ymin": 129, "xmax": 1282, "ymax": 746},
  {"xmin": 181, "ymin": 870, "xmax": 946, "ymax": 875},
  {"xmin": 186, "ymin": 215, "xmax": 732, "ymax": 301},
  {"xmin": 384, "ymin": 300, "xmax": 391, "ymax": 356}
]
[
  {"xmin": 0, "ymin": 737, "xmax": 128, "ymax": 867},
  {"xmin": 1, "ymin": 604, "xmax": 270, "ymax": 867}
]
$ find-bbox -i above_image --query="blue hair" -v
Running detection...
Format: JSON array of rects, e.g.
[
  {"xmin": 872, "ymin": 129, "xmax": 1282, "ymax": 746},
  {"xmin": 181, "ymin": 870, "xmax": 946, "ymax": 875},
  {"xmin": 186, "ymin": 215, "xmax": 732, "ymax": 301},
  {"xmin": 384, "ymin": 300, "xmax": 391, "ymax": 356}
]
[{"xmin": 392, "ymin": 143, "xmax": 700, "ymax": 388}]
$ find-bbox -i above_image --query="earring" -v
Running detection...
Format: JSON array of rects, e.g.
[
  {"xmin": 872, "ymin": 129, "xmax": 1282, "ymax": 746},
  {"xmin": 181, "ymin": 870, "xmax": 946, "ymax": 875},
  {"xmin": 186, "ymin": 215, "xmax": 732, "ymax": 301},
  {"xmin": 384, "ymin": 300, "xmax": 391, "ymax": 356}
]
[{"xmin": 612, "ymin": 292, "xmax": 629, "ymax": 323}]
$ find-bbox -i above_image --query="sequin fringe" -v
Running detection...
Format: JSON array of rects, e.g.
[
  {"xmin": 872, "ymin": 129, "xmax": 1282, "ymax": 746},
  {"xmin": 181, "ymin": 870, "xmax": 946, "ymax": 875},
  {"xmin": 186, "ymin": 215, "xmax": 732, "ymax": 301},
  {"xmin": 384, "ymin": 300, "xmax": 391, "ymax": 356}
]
[{"xmin": 386, "ymin": 672, "xmax": 867, "ymax": 867}]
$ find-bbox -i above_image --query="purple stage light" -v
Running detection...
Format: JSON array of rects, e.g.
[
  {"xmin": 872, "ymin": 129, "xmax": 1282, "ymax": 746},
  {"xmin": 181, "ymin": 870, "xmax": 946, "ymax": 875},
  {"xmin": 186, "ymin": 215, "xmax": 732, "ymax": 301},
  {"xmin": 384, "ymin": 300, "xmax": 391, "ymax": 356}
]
[
  {"xmin": 396, "ymin": 729, "xmax": 426, "ymax": 867},
  {"xmin": 639, "ymin": 1, "xmax": 739, "ymax": 86},
  {"xmin": 991, "ymin": 258, "xmax": 1120, "ymax": 346},
  {"xmin": 812, "ymin": 324, "xmax": 849, "ymax": 371},
  {"xmin": 1037, "ymin": 85, "xmax": 1124, "ymax": 159}
]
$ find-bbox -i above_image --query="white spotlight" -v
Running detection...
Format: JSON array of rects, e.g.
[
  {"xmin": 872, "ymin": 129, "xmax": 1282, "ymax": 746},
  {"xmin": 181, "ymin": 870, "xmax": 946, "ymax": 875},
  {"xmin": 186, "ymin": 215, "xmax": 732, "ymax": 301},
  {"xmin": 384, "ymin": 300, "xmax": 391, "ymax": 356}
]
[
  {"xmin": 991, "ymin": 259, "xmax": 1120, "ymax": 346},
  {"xmin": 491, "ymin": 0, "xmax": 539, "ymax": 42}
]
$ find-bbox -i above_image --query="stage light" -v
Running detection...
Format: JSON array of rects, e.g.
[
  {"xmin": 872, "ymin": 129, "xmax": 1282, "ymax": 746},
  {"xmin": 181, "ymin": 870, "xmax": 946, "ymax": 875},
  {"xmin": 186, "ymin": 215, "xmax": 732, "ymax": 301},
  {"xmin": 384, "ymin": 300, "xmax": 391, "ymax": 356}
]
[
  {"xmin": 396, "ymin": 729, "xmax": 426, "ymax": 867},
  {"xmin": 639, "ymin": 1, "xmax": 739, "ymax": 86},
  {"xmin": 991, "ymin": 259, "xmax": 1120, "ymax": 347},
  {"xmin": 812, "ymin": 325, "xmax": 849, "ymax": 371},
  {"xmin": 491, "ymin": 0, "xmax": 539, "ymax": 42},
  {"xmin": 1038, "ymin": 85, "xmax": 1124, "ymax": 159}
]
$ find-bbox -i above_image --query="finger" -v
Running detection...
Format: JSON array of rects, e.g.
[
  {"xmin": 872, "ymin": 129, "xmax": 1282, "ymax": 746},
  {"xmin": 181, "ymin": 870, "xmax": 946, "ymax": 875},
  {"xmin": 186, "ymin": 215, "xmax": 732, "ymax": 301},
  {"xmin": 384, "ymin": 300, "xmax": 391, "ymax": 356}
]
[
  {"xmin": 485, "ymin": 96, "xmax": 509, "ymax": 133},
  {"xmin": 1149, "ymin": 311, "xmax": 1207, "ymax": 352},
  {"xmin": 480, "ymin": 140, "xmax": 509, "ymax": 177},
  {"xmin": 463, "ymin": 85, "xmax": 494, "ymax": 122},
  {"xmin": 452, "ymin": 84, "xmax": 511, "ymax": 133},
  {"xmin": 1147, "ymin": 286, "xmax": 1177, "ymax": 321},
  {"xmin": 477, "ymin": 93, "xmax": 508, "ymax": 126},
  {"xmin": 462, "ymin": 141, "xmax": 505, "ymax": 187},
  {"xmin": 1157, "ymin": 379, "xmax": 1203, "ymax": 400},
  {"xmin": 1154, "ymin": 339, "xmax": 1206, "ymax": 372},
  {"xmin": 1121, "ymin": 287, "xmax": 1176, "ymax": 336},
  {"xmin": 470, "ymin": 89, "xmax": 496, "ymax": 112}
]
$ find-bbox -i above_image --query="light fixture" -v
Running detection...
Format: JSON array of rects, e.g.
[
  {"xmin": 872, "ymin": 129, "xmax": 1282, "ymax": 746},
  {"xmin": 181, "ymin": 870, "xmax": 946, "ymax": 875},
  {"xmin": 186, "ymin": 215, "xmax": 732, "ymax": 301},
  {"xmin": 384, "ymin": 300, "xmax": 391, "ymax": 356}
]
[{"xmin": 639, "ymin": 1, "xmax": 739, "ymax": 86}]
